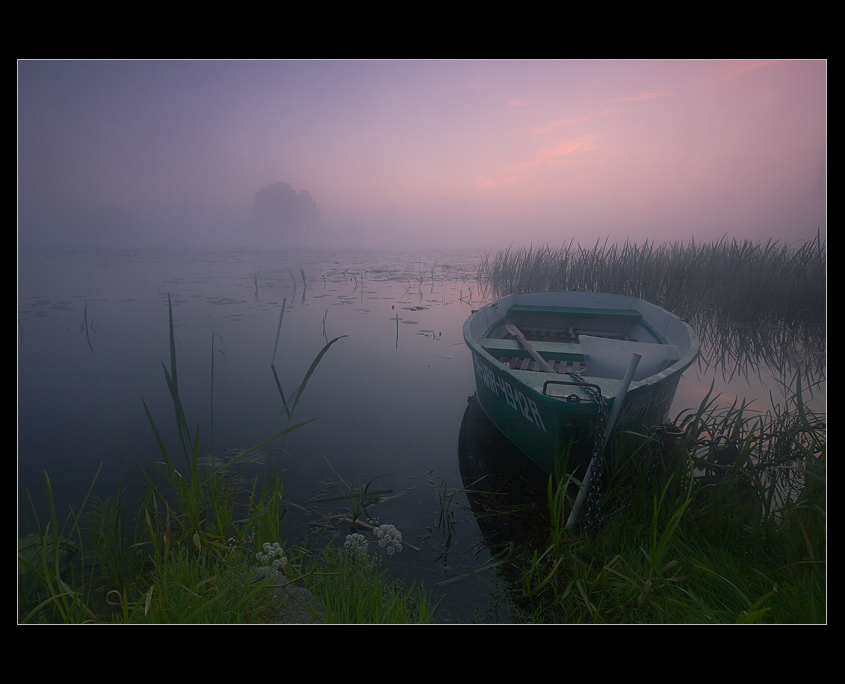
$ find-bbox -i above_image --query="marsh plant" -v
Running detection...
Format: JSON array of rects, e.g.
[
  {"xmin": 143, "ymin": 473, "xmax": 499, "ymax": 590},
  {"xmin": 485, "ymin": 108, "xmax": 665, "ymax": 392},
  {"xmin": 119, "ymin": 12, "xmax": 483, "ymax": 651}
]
[
  {"xmin": 479, "ymin": 234, "xmax": 825, "ymax": 325},
  {"xmin": 255, "ymin": 542, "xmax": 288, "ymax": 577},
  {"xmin": 309, "ymin": 460, "xmax": 396, "ymax": 528},
  {"xmin": 344, "ymin": 532, "xmax": 370, "ymax": 560},
  {"xmin": 343, "ymin": 524, "xmax": 403, "ymax": 561},
  {"xmin": 18, "ymin": 295, "xmax": 430, "ymax": 624},
  {"xmin": 299, "ymin": 525, "xmax": 433, "ymax": 624},
  {"xmin": 519, "ymin": 374, "xmax": 825, "ymax": 623},
  {"xmin": 437, "ymin": 481, "xmax": 459, "ymax": 540},
  {"xmin": 479, "ymin": 235, "xmax": 826, "ymax": 392},
  {"xmin": 373, "ymin": 524, "xmax": 403, "ymax": 555}
]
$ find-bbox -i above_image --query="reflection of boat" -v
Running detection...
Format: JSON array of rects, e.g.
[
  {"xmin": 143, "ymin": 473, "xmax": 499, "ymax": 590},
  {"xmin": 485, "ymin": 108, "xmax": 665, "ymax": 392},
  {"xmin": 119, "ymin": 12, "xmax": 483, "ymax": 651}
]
[
  {"xmin": 463, "ymin": 291, "xmax": 699, "ymax": 474},
  {"xmin": 458, "ymin": 393, "xmax": 552, "ymax": 622},
  {"xmin": 458, "ymin": 393, "xmax": 549, "ymax": 551}
]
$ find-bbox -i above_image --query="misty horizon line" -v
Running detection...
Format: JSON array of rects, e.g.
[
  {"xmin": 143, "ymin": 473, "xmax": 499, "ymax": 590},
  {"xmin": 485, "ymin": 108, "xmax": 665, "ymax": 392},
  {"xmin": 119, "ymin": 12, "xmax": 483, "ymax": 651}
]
[{"xmin": 17, "ymin": 226, "xmax": 826, "ymax": 255}]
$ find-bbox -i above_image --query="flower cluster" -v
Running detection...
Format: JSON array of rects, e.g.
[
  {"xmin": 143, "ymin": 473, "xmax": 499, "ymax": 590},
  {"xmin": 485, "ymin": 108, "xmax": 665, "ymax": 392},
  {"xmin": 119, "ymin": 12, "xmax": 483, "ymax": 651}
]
[
  {"xmin": 343, "ymin": 533, "xmax": 369, "ymax": 559},
  {"xmin": 343, "ymin": 525, "xmax": 403, "ymax": 560},
  {"xmin": 374, "ymin": 524, "xmax": 403, "ymax": 555},
  {"xmin": 255, "ymin": 541, "xmax": 287, "ymax": 577}
]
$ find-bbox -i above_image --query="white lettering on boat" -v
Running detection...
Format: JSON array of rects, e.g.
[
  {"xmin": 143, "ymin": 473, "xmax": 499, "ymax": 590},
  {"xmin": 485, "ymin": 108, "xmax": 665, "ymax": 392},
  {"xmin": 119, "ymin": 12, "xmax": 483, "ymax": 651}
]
[{"xmin": 473, "ymin": 355, "xmax": 546, "ymax": 432}]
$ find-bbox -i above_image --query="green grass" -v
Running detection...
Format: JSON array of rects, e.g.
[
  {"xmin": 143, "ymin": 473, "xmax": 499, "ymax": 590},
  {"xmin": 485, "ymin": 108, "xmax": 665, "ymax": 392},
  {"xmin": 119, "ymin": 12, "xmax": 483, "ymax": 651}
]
[
  {"xmin": 19, "ymin": 243, "xmax": 826, "ymax": 623},
  {"xmin": 473, "ymin": 234, "xmax": 825, "ymax": 623},
  {"xmin": 18, "ymin": 296, "xmax": 430, "ymax": 624},
  {"xmin": 297, "ymin": 541, "xmax": 436, "ymax": 623},
  {"xmin": 20, "ymin": 368, "xmax": 825, "ymax": 623},
  {"xmin": 510, "ymin": 376, "xmax": 825, "ymax": 623}
]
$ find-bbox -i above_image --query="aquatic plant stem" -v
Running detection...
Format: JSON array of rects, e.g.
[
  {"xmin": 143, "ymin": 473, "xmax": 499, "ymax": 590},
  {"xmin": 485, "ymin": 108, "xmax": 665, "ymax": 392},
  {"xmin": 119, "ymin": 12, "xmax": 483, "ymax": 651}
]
[{"xmin": 271, "ymin": 298, "xmax": 287, "ymax": 366}]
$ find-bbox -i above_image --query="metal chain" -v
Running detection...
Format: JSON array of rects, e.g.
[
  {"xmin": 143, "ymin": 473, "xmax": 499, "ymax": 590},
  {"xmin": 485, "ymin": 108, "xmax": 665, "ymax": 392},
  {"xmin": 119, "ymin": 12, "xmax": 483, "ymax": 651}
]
[
  {"xmin": 563, "ymin": 368, "xmax": 825, "ymax": 532},
  {"xmin": 568, "ymin": 370, "xmax": 609, "ymax": 531}
]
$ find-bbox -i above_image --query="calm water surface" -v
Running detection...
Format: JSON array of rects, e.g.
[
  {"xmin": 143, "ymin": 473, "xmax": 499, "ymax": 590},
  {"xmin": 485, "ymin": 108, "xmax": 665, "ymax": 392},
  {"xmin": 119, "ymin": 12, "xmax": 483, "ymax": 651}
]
[{"xmin": 17, "ymin": 248, "xmax": 824, "ymax": 622}]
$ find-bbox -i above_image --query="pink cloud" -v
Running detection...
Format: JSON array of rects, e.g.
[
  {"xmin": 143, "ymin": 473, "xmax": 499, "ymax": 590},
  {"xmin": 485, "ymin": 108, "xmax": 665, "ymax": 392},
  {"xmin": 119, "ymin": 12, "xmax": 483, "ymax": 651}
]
[
  {"xmin": 613, "ymin": 89, "xmax": 672, "ymax": 103},
  {"xmin": 711, "ymin": 60, "xmax": 779, "ymax": 81},
  {"xmin": 470, "ymin": 135, "xmax": 598, "ymax": 190},
  {"xmin": 528, "ymin": 110, "xmax": 611, "ymax": 136}
]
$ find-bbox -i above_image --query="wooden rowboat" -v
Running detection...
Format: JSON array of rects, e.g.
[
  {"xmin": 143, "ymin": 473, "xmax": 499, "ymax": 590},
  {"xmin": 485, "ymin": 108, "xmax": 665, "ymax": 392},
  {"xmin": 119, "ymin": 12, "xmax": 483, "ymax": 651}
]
[{"xmin": 463, "ymin": 291, "xmax": 700, "ymax": 474}]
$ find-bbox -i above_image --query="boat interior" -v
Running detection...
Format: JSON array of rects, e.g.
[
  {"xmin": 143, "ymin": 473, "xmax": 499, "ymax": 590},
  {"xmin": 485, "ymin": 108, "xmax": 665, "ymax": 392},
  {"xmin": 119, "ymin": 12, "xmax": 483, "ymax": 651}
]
[{"xmin": 480, "ymin": 304, "xmax": 679, "ymax": 380}]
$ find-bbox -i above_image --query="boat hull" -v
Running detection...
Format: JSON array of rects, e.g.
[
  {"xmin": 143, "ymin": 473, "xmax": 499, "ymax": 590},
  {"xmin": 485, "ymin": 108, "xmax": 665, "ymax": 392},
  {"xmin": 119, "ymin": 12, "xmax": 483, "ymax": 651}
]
[{"xmin": 463, "ymin": 291, "xmax": 699, "ymax": 474}]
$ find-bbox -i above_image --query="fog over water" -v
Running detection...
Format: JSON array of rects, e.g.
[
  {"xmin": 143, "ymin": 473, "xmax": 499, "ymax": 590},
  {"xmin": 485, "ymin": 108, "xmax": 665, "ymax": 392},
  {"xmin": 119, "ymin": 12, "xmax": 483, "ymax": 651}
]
[
  {"xmin": 18, "ymin": 60, "xmax": 825, "ymax": 253},
  {"xmin": 17, "ymin": 245, "xmax": 824, "ymax": 621},
  {"xmin": 17, "ymin": 60, "xmax": 826, "ymax": 622}
]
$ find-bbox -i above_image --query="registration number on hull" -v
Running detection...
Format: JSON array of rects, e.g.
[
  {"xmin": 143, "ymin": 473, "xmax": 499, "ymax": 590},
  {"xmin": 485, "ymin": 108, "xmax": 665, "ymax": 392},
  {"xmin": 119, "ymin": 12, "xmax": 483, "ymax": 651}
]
[{"xmin": 473, "ymin": 354, "xmax": 546, "ymax": 432}]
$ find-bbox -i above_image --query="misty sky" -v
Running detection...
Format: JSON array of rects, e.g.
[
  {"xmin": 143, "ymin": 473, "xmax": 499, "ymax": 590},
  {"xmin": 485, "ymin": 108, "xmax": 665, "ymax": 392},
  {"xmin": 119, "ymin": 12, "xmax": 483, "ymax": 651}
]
[{"xmin": 17, "ymin": 59, "xmax": 826, "ymax": 251}]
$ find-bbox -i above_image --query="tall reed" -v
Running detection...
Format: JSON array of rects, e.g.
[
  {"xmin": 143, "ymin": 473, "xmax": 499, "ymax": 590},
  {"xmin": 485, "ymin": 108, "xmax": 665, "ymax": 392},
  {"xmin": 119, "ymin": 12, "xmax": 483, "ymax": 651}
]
[
  {"xmin": 516, "ymin": 373, "xmax": 825, "ymax": 623},
  {"xmin": 19, "ymin": 295, "xmax": 347, "ymax": 623},
  {"xmin": 479, "ymin": 233, "xmax": 826, "ymax": 325},
  {"xmin": 18, "ymin": 468, "xmax": 101, "ymax": 622},
  {"xmin": 302, "ymin": 543, "xmax": 435, "ymax": 623}
]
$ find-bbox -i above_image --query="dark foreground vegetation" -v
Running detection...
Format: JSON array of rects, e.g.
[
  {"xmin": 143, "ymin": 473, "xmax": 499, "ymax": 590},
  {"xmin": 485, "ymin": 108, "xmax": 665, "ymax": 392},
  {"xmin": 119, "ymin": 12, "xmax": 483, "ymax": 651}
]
[
  {"xmin": 19, "ymin": 236, "xmax": 825, "ymax": 623},
  {"xmin": 497, "ymin": 376, "xmax": 825, "ymax": 623},
  {"xmin": 474, "ymin": 234, "xmax": 825, "ymax": 623},
  {"xmin": 18, "ymin": 296, "xmax": 434, "ymax": 624}
]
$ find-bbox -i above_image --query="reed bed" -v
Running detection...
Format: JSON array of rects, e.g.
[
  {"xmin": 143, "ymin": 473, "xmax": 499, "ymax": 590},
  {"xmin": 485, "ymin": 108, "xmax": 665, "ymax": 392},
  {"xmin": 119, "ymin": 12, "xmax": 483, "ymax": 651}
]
[
  {"xmin": 479, "ymin": 234, "xmax": 826, "ymax": 325},
  {"xmin": 478, "ymin": 234, "xmax": 825, "ymax": 622},
  {"xmin": 514, "ymin": 376, "xmax": 826, "ymax": 623}
]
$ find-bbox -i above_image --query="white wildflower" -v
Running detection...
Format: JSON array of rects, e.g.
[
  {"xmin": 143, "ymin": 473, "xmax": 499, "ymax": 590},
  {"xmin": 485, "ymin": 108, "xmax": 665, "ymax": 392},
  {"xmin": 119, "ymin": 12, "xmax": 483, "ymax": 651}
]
[
  {"xmin": 344, "ymin": 533, "xmax": 369, "ymax": 558},
  {"xmin": 255, "ymin": 541, "xmax": 287, "ymax": 573},
  {"xmin": 373, "ymin": 524, "xmax": 402, "ymax": 555}
]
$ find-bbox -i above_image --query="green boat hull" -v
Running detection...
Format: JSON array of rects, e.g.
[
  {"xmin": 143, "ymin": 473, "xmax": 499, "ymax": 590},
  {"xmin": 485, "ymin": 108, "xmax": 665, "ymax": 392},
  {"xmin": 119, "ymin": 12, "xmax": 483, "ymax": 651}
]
[{"xmin": 463, "ymin": 291, "xmax": 699, "ymax": 475}]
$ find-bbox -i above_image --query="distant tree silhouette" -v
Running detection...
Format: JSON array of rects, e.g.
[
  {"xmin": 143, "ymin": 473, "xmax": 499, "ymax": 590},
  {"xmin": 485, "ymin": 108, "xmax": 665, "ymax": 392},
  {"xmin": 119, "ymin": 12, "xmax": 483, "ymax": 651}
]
[{"xmin": 248, "ymin": 181, "xmax": 320, "ymax": 233}]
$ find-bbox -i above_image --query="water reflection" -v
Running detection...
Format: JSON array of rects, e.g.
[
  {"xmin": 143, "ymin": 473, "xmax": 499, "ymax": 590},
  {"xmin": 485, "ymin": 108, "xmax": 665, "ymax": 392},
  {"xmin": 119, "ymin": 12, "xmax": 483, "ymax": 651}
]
[
  {"xmin": 692, "ymin": 310, "xmax": 825, "ymax": 391},
  {"xmin": 458, "ymin": 393, "xmax": 549, "ymax": 551},
  {"xmin": 17, "ymin": 247, "xmax": 825, "ymax": 622},
  {"xmin": 457, "ymin": 393, "xmax": 559, "ymax": 618}
]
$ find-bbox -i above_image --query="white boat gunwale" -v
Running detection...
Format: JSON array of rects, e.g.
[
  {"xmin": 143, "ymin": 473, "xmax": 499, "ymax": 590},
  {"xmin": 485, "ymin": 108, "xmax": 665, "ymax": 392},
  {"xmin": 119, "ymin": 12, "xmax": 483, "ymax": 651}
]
[
  {"xmin": 463, "ymin": 290, "xmax": 700, "ymax": 473},
  {"xmin": 468, "ymin": 292, "xmax": 695, "ymax": 390}
]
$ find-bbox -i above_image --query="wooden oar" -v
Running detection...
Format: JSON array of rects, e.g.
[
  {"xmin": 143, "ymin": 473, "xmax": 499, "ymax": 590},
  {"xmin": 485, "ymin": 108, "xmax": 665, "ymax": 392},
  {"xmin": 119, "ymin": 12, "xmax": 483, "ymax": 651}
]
[{"xmin": 504, "ymin": 323, "xmax": 557, "ymax": 373}]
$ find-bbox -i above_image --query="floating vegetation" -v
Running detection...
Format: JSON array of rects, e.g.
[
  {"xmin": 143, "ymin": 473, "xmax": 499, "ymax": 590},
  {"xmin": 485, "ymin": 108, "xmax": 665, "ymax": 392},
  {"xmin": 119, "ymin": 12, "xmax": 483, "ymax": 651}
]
[
  {"xmin": 80, "ymin": 300, "xmax": 95, "ymax": 351},
  {"xmin": 207, "ymin": 296, "xmax": 243, "ymax": 306}
]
